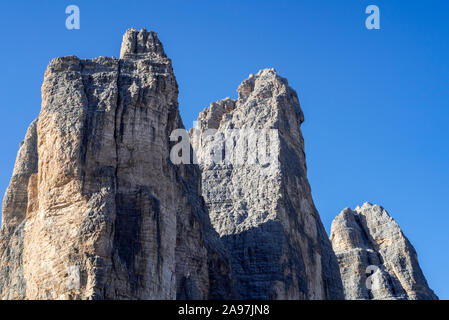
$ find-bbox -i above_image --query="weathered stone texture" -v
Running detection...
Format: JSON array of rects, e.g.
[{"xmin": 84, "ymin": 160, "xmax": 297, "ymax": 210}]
[
  {"xmin": 191, "ymin": 69, "xmax": 344, "ymax": 300},
  {"xmin": 0, "ymin": 119, "xmax": 38, "ymax": 299},
  {"xmin": 0, "ymin": 28, "xmax": 233, "ymax": 300},
  {"xmin": 330, "ymin": 203, "xmax": 438, "ymax": 300},
  {"xmin": 1, "ymin": 28, "xmax": 436, "ymax": 301}
]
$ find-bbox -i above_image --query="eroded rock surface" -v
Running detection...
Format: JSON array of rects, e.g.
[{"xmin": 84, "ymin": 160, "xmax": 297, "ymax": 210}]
[
  {"xmin": 1, "ymin": 28, "xmax": 435, "ymax": 301},
  {"xmin": 0, "ymin": 119, "xmax": 38, "ymax": 299},
  {"xmin": 0, "ymin": 28, "xmax": 234, "ymax": 300},
  {"xmin": 330, "ymin": 203, "xmax": 438, "ymax": 300},
  {"xmin": 191, "ymin": 69, "xmax": 344, "ymax": 300}
]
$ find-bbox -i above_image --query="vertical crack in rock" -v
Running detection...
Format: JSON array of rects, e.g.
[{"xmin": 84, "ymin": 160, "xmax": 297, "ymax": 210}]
[
  {"xmin": 330, "ymin": 203, "xmax": 438, "ymax": 300},
  {"xmin": 191, "ymin": 69, "xmax": 344, "ymax": 300}
]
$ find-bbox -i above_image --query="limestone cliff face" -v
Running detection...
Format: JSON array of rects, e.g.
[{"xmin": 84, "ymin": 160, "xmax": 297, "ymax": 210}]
[
  {"xmin": 1, "ymin": 28, "xmax": 435, "ymax": 301},
  {"xmin": 0, "ymin": 120, "xmax": 38, "ymax": 299},
  {"xmin": 191, "ymin": 69, "xmax": 344, "ymax": 300},
  {"xmin": 0, "ymin": 28, "xmax": 234, "ymax": 300},
  {"xmin": 330, "ymin": 203, "xmax": 438, "ymax": 300}
]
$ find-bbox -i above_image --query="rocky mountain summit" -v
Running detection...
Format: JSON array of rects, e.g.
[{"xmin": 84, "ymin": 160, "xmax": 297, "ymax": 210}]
[
  {"xmin": 330, "ymin": 203, "xmax": 438, "ymax": 300},
  {"xmin": 0, "ymin": 28, "xmax": 234, "ymax": 300},
  {"xmin": 0, "ymin": 29, "xmax": 437, "ymax": 300},
  {"xmin": 191, "ymin": 69, "xmax": 344, "ymax": 299}
]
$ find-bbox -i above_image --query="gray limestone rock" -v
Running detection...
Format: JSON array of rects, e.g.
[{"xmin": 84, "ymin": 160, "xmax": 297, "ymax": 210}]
[
  {"xmin": 1, "ymin": 28, "xmax": 435, "ymax": 301},
  {"xmin": 191, "ymin": 69, "xmax": 344, "ymax": 300},
  {"xmin": 0, "ymin": 28, "xmax": 234, "ymax": 300},
  {"xmin": 0, "ymin": 119, "xmax": 38, "ymax": 299},
  {"xmin": 330, "ymin": 203, "xmax": 438, "ymax": 300}
]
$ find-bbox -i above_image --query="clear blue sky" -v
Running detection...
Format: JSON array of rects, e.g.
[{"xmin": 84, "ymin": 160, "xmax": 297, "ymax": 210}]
[{"xmin": 0, "ymin": 0, "xmax": 447, "ymax": 299}]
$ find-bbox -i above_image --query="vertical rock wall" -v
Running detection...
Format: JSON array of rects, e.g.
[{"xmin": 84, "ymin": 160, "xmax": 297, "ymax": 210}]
[
  {"xmin": 191, "ymin": 69, "xmax": 344, "ymax": 299},
  {"xmin": 0, "ymin": 28, "xmax": 233, "ymax": 300},
  {"xmin": 1, "ymin": 28, "xmax": 436, "ymax": 301},
  {"xmin": 0, "ymin": 119, "xmax": 38, "ymax": 299}
]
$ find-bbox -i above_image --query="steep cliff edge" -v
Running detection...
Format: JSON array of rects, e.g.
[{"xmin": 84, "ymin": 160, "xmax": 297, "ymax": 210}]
[
  {"xmin": 0, "ymin": 28, "xmax": 234, "ymax": 300},
  {"xmin": 330, "ymin": 203, "xmax": 438, "ymax": 300},
  {"xmin": 191, "ymin": 69, "xmax": 344, "ymax": 299}
]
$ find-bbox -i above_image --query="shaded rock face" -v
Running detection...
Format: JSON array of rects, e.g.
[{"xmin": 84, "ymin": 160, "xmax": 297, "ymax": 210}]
[
  {"xmin": 0, "ymin": 28, "xmax": 234, "ymax": 300},
  {"xmin": 191, "ymin": 69, "xmax": 344, "ymax": 300},
  {"xmin": 330, "ymin": 203, "xmax": 438, "ymax": 300}
]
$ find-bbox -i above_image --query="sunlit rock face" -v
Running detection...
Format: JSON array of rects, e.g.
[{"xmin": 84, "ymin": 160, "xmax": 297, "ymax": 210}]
[
  {"xmin": 0, "ymin": 28, "xmax": 234, "ymax": 300},
  {"xmin": 4, "ymin": 28, "xmax": 435, "ymax": 302},
  {"xmin": 330, "ymin": 203, "xmax": 438, "ymax": 300},
  {"xmin": 191, "ymin": 69, "xmax": 344, "ymax": 300},
  {"xmin": 0, "ymin": 119, "xmax": 38, "ymax": 299}
]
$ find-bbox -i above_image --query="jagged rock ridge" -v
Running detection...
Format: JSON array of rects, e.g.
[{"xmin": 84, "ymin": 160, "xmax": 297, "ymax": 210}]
[
  {"xmin": 330, "ymin": 203, "xmax": 438, "ymax": 300},
  {"xmin": 191, "ymin": 69, "xmax": 344, "ymax": 299}
]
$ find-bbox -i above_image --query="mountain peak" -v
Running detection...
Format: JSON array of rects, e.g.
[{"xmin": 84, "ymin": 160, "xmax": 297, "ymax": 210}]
[{"xmin": 120, "ymin": 28, "xmax": 166, "ymax": 59}]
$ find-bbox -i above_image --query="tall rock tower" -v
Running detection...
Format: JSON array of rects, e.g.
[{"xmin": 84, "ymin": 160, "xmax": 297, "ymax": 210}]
[
  {"xmin": 0, "ymin": 28, "xmax": 234, "ymax": 300},
  {"xmin": 330, "ymin": 203, "xmax": 438, "ymax": 300},
  {"xmin": 191, "ymin": 69, "xmax": 344, "ymax": 299}
]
